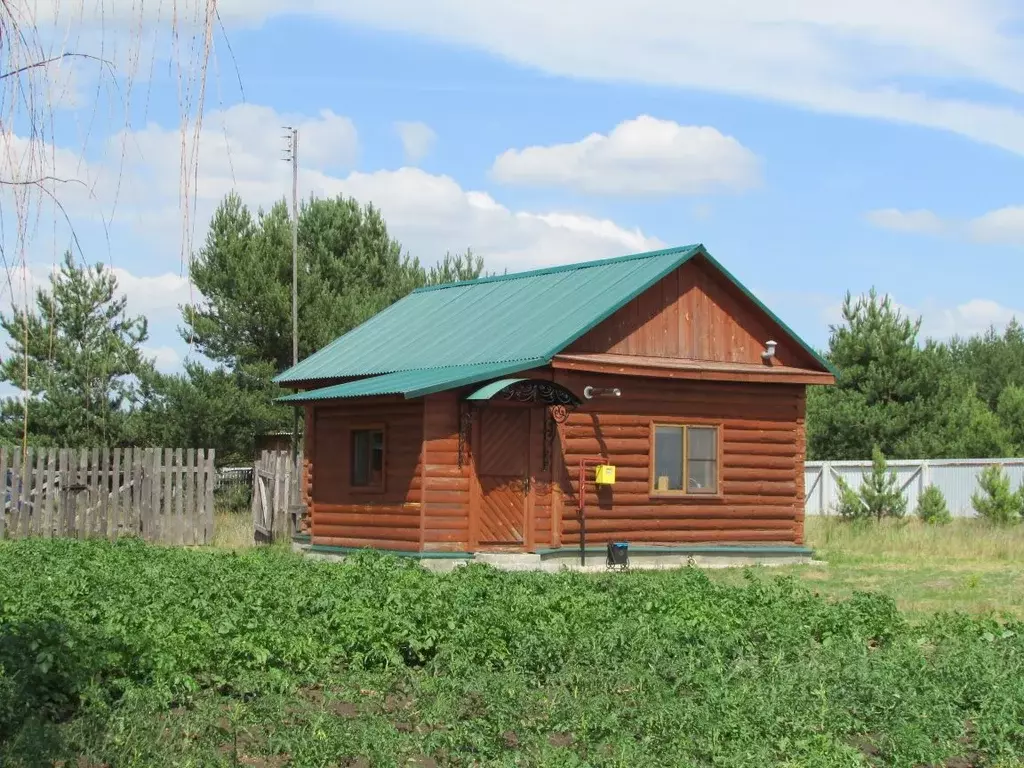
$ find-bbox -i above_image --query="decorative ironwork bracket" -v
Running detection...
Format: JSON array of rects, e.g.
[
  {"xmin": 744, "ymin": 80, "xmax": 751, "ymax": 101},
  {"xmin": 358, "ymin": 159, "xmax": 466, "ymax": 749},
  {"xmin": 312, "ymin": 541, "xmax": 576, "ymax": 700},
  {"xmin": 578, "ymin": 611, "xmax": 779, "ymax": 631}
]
[
  {"xmin": 542, "ymin": 401, "xmax": 579, "ymax": 471},
  {"xmin": 457, "ymin": 403, "xmax": 474, "ymax": 469},
  {"xmin": 461, "ymin": 379, "xmax": 581, "ymax": 471}
]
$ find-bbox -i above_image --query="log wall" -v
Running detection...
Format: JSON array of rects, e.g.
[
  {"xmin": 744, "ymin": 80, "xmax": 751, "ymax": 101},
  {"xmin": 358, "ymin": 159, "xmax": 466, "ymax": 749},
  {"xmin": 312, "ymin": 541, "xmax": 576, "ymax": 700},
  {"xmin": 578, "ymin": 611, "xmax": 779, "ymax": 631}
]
[
  {"xmin": 310, "ymin": 397, "xmax": 424, "ymax": 550},
  {"xmin": 421, "ymin": 392, "xmax": 472, "ymax": 551},
  {"xmin": 552, "ymin": 370, "xmax": 806, "ymax": 546}
]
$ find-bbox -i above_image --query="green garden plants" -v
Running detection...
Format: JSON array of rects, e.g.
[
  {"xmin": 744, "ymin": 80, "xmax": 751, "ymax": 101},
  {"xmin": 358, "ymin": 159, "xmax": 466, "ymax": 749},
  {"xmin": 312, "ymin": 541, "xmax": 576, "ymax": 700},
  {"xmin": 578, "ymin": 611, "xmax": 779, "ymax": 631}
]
[{"xmin": 1, "ymin": 538, "xmax": 1023, "ymax": 766}]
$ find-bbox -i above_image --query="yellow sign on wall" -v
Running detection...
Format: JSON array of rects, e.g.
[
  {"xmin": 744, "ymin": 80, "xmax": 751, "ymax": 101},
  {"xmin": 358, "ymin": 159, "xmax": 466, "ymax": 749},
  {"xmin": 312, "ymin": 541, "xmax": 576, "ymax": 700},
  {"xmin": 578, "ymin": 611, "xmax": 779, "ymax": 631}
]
[{"xmin": 594, "ymin": 464, "xmax": 616, "ymax": 485}]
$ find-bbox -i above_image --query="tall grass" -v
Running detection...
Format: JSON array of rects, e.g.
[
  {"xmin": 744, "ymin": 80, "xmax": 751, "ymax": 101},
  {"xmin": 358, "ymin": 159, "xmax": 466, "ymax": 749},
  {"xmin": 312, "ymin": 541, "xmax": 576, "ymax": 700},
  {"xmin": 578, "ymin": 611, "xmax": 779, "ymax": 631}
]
[
  {"xmin": 212, "ymin": 511, "xmax": 254, "ymax": 550},
  {"xmin": 807, "ymin": 516, "xmax": 1024, "ymax": 566}
]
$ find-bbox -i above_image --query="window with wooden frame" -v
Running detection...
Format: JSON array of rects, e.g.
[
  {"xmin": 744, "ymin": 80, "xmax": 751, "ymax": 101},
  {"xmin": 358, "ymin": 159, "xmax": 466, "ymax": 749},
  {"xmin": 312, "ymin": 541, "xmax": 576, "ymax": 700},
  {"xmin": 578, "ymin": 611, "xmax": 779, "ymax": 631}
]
[
  {"xmin": 650, "ymin": 423, "xmax": 720, "ymax": 496},
  {"xmin": 350, "ymin": 426, "xmax": 385, "ymax": 490}
]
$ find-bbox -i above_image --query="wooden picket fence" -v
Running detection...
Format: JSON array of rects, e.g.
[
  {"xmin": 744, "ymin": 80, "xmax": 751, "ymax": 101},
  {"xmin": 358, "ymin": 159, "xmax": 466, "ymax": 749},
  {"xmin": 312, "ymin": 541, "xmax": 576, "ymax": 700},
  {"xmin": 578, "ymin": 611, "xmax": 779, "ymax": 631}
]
[
  {"xmin": 252, "ymin": 449, "xmax": 304, "ymax": 543},
  {"xmin": 0, "ymin": 446, "xmax": 217, "ymax": 545}
]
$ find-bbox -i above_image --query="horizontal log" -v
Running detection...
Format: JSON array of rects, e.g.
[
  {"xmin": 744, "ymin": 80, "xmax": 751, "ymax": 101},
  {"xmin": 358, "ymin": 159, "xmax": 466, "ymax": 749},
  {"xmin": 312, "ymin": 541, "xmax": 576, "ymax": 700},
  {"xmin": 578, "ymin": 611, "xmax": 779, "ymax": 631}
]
[
  {"xmin": 315, "ymin": 512, "xmax": 420, "ymax": 527},
  {"xmin": 561, "ymin": 453, "xmax": 648, "ymax": 468},
  {"xmin": 563, "ymin": 412, "xmax": 796, "ymax": 429},
  {"xmin": 576, "ymin": 491, "xmax": 718, "ymax": 505},
  {"xmin": 313, "ymin": 495, "xmax": 422, "ymax": 507},
  {"xmin": 424, "ymin": 437, "xmax": 460, "ymax": 453},
  {"xmin": 422, "ymin": 504, "xmax": 465, "ymax": 517},
  {"xmin": 568, "ymin": 399, "xmax": 797, "ymax": 419},
  {"xmin": 563, "ymin": 517, "xmax": 795, "ymax": 533},
  {"xmin": 725, "ymin": 480, "xmax": 797, "ymax": 496},
  {"xmin": 312, "ymin": 525, "xmax": 420, "ymax": 542},
  {"xmin": 422, "ymin": 476, "xmax": 469, "ymax": 492},
  {"xmin": 422, "ymin": 465, "xmax": 467, "ymax": 480},
  {"xmin": 422, "ymin": 490, "xmax": 467, "ymax": 505},
  {"xmin": 562, "ymin": 505, "xmax": 797, "ymax": 520},
  {"xmin": 563, "ymin": 438, "xmax": 650, "ymax": 455},
  {"xmin": 722, "ymin": 467, "xmax": 796, "ymax": 483},
  {"xmin": 425, "ymin": 451, "xmax": 460, "ymax": 466},
  {"xmin": 722, "ymin": 429, "xmax": 797, "ymax": 445},
  {"xmin": 563, "ymin": 425, "xmax": 649, "ymax": 440},
  {"xmin": 723, "ymin": 442, "xmax": 796, "ymax": 457},
  {"xmin": 558, "ymin": 528, "xmax": 796, "ymax": 545},
  {"xmin": 423, "ymin": 542, "xmax": 470, "ymax": 553},
  {"xmin": 313, "ymin": 535, "xmax": 419, "ymax": 551},
  {"xmin": 314, "ymin": 503, "xmax": 420, "ymax": 514},
  {"xmin": 423, "ymin": 529, "xmax": 468, "ymax": 543},
  {"xmin": 726, "ymin": 456, "xmax": 798, "ymax": 471},
  {"xmin": 421, "ymin": 515, "xmax": 468, "ymax": 530}
]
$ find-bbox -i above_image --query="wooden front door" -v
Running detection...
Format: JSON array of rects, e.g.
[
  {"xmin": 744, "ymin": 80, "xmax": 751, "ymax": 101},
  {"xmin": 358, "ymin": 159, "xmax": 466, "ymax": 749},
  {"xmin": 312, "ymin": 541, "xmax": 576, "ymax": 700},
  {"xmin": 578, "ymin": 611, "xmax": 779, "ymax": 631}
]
[{"xmin": 476, "ymin": 408, "xmax": 531, "ymax": 547}]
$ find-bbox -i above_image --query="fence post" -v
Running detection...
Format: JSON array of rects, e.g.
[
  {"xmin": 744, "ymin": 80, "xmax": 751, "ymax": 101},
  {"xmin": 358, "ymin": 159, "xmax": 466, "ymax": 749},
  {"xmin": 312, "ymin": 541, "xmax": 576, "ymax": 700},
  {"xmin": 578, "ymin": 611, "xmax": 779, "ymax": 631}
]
[
  {"xmin": 821, "ymin": 461, "xmax": 831, "ymax": 516},
  {"xmin": 205, "ymin": 449, "xmax": 216, "ymax": 545}
]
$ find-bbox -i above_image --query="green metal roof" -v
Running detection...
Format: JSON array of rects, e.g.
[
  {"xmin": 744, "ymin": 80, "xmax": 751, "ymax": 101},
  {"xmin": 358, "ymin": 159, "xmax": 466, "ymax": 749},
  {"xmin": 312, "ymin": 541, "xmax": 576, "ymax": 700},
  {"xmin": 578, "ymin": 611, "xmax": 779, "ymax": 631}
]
[
  {"xmin": 465, "ymin": 378, "xmax": 525, "ymax": 401},
  {"xmin": 275, "ymin": 243, "xmax": 835, "ymax": 392},
  {"xmin": 278, "ymin": 362, "xmax": 541, "ymax": 403}
]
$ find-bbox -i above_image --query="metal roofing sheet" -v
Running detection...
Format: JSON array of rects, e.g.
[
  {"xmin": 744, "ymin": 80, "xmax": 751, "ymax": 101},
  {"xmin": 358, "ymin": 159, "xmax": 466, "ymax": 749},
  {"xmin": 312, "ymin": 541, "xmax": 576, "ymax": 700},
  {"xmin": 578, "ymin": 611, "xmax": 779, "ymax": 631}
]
[
  {"xmin": 277, "ymin": 361, "xmax": 541, "ymax": 403},
  {"xmin": 465, "ymin": 378, "xmax": 525, "ymax": 400},
  {"xmin": 276, "ymin": 245, "xmax": 702, "ymax": 383}
]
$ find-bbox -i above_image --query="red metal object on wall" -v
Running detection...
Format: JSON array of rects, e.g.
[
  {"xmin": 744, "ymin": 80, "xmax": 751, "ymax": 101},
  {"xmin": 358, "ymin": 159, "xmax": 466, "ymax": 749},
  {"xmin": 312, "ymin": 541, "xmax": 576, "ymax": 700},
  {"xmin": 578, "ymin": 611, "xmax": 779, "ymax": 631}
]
[{"xmin": 578, "ymin": 456, "xmax": 606, "ymax": 566}]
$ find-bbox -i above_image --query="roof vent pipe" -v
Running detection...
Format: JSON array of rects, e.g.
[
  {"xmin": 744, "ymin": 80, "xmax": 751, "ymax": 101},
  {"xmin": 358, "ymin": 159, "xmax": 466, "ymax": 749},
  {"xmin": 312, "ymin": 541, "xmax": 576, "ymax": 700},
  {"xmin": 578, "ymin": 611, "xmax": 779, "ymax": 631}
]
[{"xmin": 761, "ymin": 340, "xmax": 777, "ymax": 361}]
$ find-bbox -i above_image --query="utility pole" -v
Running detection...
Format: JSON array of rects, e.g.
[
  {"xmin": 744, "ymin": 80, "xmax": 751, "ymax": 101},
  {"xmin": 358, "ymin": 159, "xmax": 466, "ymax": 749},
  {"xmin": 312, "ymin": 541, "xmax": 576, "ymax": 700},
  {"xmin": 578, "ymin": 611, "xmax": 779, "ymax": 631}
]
[
  {"xmin": 283, "ymin": 126, "xmax": 300, "ymax": 522},
  {"xmin": 287, "ymin": 127, "xmax": 299, "ymax": 368}
]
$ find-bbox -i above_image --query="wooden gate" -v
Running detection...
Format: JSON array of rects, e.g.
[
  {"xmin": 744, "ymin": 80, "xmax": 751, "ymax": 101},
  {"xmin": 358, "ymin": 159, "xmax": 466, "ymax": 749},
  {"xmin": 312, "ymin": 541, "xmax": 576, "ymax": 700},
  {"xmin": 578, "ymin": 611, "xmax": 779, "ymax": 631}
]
[
  {"xmin": 475, "ymin": 408, "xmax": 531, "ymax": 548},
  {"xmin": 252, "ymin": 450, "xmax": 304, "ymax": 542}
]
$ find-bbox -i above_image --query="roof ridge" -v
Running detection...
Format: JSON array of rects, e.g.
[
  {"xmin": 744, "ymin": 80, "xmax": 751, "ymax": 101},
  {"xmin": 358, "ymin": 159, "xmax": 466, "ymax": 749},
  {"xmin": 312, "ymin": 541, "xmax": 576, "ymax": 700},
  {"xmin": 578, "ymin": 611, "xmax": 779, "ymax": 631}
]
[{"xmin": 412, "ymin": 243, "xmax": 702, "ymax": 293}]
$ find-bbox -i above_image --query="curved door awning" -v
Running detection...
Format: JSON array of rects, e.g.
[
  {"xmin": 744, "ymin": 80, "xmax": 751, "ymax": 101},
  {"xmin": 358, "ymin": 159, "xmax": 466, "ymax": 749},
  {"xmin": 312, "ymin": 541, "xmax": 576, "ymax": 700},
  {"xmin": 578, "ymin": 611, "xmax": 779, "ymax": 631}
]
[{"xmin": 465, "ymin": 378, "xmax": 582, "ymax": 407}]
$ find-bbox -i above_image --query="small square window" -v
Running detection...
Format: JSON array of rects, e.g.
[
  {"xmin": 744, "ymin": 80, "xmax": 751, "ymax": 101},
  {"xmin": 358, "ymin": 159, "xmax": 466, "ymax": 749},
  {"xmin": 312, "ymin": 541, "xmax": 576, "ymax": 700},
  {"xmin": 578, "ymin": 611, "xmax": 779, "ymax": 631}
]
[
  {"xmin": 651, "ymin": 424, "xmax": 719, "ymax": 495},
  {"xmin": 351, "ymin": 428, "xmax": 384, "ymax": 489}
]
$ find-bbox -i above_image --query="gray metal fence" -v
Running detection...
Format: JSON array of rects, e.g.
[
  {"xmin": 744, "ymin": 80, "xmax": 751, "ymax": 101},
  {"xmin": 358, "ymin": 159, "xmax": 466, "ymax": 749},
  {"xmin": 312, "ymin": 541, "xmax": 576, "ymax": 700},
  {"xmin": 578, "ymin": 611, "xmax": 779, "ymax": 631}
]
[{"xmin": 805, "ymin": 458, "xmax": 1024, "ymax": 518}]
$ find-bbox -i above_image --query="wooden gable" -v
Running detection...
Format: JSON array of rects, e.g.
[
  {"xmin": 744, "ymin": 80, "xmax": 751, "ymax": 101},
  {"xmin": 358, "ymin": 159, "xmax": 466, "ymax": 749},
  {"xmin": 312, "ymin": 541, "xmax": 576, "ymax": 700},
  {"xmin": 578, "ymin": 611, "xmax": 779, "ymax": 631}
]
[{"xmin": 563, "ymin": 255, "xmax": 823, "ymax": 370}]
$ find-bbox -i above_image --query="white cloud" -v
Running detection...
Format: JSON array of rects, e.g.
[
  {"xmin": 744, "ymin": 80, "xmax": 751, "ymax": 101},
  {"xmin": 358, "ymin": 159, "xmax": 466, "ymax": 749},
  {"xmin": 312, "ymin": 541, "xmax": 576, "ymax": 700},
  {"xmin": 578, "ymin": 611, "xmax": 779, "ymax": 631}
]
[
  {"xmin": 116, "ymin": 105, "xmax": 661, "ymax": 272},
  {"xmin": 395, "ymin": 121, "xmax": 437, "ymax": 164},
  {"xmin": 865, "ymin": 208, "xmax": 947, "ymax": 235},
  {"xmin": 820, "ymin": 292, "xmax": 1024, "ymax": 341},
  {"xmin": 211, "ymin": 1, "xmax": 1024, "ymax": 155},
  {"xmin": 968, "ymin": 206, "xmax": 1024, "ymax": 245},
  {"xmin": 316, "ymin": 168, "xmax": 662, "ymax": 269},
  {"xmin": 865, "ymin": 205, "xmax": 1024, "ymax": 245},
  {"xmin": 143, "ymin": 345, "xmax": 183, "ymax": 372},
  {"xmin": 919, "ymin": 298, "xmax": 1022, "ymax": 339},
  {"xmin": 23, "ymin": 1, "xmax": 1024, "ymax": 155},
  {"xmin": 7, "ymin": 102, "xmax": 661, "ymax": 279},
  {"xmin": 0, "ymin": 262, "xmax": 191, "ymax": 321},
  {"xmin": 491, "ymin": 116, "xmax": 761, "ymax": 195}
]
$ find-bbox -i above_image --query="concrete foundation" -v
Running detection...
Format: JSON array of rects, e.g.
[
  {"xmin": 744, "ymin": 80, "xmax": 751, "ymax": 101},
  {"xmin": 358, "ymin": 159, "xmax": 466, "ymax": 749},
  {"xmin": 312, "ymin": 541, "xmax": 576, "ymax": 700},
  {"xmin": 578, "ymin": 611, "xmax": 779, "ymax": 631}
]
[{"xmin": 295, "ymin": 540, "xmax": 818, "ymax": 572}]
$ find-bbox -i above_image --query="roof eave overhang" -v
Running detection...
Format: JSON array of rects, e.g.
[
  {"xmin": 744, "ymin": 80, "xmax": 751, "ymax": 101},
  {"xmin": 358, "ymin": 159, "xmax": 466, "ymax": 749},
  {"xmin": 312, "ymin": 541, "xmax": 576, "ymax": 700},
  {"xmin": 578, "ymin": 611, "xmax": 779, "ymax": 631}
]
[{"xmin": 551, "ymin": 355, "xmax": 835, "ymax": 386}]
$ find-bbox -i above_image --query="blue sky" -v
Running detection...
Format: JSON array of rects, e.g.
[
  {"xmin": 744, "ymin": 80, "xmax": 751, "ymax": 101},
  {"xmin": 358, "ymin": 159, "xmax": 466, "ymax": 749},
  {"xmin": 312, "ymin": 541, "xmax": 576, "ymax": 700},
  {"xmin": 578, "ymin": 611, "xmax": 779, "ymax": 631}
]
[{"xmin": 5, "ymin": 1, "xmax": 1024, "ymax": 375}]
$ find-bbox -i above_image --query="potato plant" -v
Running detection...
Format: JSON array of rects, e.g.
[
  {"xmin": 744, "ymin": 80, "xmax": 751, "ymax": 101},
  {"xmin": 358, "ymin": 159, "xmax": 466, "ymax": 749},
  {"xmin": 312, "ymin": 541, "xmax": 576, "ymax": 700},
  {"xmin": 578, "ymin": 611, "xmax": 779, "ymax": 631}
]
[{"xmin": 1, "ymin": 539, "xmax": 1023, "ymax": 767}]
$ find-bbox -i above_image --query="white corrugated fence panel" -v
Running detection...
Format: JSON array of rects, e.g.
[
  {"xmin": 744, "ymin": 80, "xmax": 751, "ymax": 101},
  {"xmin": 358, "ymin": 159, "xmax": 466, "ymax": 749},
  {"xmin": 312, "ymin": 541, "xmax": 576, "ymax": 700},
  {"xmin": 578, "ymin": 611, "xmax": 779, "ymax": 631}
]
[{"xmin": 804, "ymin": 458, "xmax": 1024, "ymax": 518}]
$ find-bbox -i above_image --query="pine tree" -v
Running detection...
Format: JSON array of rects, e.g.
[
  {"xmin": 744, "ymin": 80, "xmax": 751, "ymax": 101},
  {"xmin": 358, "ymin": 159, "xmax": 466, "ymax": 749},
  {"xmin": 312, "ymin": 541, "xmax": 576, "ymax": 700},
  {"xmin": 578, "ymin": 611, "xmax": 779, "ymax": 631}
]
[
  {"xmin": 0, "ymin": 252, "xmax": 153, "ymax": 446},
  {"xmin": 859, "ymin": 445, "xmax": 908, "ymax": 521}
]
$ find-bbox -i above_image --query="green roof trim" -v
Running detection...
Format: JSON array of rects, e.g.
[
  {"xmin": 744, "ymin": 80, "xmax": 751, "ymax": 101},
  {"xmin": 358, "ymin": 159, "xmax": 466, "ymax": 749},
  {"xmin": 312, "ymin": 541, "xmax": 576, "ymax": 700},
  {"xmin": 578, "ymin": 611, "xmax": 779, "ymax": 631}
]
[
  {"xmin": 535, "ymin": 545, "xmax": 814, "ymax": 557},
  {"xmin": 308, "ymin": 545, "xmax": 474, "ymax": 560},
  {"xmin": 277, "ymin": 361, "xmax": 545, "ymax": 403},
  {"xmin": 275, "ymin": 243, "xmax": 835, "ymax": 389},
  {"xmin": 465, "ymin": 378, "xmax": 525, "ymax": 401}
]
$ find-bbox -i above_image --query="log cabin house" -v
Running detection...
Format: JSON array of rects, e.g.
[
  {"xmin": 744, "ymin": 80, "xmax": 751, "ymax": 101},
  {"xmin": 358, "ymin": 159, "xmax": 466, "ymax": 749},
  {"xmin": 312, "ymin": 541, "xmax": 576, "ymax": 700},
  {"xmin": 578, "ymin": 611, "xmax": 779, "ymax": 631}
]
[{"xmin": 276, "ymin": 244, "xmax": 835, "ymax": 567}]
